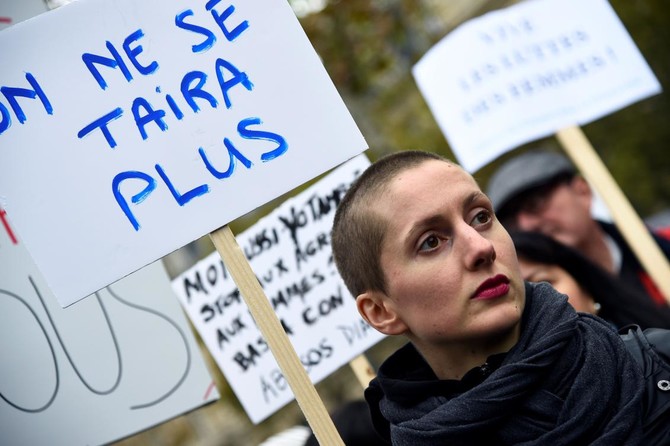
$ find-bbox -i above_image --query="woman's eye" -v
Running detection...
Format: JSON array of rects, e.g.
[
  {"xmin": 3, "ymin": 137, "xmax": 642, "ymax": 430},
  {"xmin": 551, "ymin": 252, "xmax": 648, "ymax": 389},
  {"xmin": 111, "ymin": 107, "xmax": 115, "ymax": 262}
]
[
  {"xmin": 419, "ymin": 235, "xmax": 441, "ymax": 251},
  {"xmin": 472, "ymin": 210, "xmax": 492, "ymax": 226}
]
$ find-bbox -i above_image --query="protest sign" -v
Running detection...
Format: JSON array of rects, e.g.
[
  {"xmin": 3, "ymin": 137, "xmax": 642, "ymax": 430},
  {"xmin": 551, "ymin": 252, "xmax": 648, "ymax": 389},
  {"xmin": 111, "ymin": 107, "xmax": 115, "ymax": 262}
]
[
  {"xmin": 0, "ymin": 0, "xmax": 367, "ymax": 307},
  {"xmin": 172, "ymin": 155, "xmax": 385, "ymax": 424},
  {"xmin": 412, "ymin": 0, "xmax": 661, "ymax": 173},
  {"xmin": 0, "ymin": 208, "xmax": 219, "ymax": 446}
]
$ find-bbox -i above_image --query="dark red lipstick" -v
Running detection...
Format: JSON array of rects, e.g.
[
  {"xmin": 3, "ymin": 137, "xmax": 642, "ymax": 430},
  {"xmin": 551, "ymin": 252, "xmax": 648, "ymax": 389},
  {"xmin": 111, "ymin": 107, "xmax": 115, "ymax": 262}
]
[{"xmin": 473, "ymin": 274, "xmax": 510, "ymax": 300}]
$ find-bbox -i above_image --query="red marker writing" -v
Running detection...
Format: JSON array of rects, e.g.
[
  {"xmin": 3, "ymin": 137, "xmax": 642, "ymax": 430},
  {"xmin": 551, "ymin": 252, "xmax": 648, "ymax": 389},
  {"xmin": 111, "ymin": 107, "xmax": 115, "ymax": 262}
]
[{"xmin": 0, "ymin": 208, "xmax": 18, "ymax": 244}]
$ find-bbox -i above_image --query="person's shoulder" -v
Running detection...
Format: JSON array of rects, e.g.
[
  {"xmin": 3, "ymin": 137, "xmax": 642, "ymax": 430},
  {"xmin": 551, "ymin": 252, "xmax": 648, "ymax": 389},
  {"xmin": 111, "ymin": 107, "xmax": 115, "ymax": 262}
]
[
  {"xmin": 600, "ymin": 220, "xmax": 670, "ymax": 254},
  {"xmin": 638, "ymin": 326, "xmax": 670, "ymax": 363},
  {"xmin": 618, "ymin": 325, "xmax": 670, "ymax": 444},
  {"xmin": 618, "ymin": 324, "xmax": 670, "ymax": 362}
]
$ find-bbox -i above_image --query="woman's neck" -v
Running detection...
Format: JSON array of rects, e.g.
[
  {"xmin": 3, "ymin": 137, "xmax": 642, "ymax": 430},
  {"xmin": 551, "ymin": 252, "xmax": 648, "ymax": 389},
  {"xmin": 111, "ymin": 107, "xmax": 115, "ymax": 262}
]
[{"xmin": 413, "ymin": 323, "xmax": 521, "ymax": 380}]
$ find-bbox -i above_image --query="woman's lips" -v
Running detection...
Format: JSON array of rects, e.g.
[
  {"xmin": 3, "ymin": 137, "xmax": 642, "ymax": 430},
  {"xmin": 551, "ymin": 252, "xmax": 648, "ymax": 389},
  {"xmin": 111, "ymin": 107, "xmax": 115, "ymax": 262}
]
[{"xmin": 473, "ymin": 274, "xmax": 510, "ymax": 300}]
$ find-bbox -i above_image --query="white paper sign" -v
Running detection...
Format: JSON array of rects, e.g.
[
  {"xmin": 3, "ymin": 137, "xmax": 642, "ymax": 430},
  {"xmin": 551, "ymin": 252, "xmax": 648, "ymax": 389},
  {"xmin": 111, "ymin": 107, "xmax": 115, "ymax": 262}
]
[
  {"xmin": 0, "ymin": 0, "xmax": 367, "ymax": 307},
  {"xmin": 172, "ymin": 155, "xmax": 385, "ymax": 424},
  {"xmin": 412, "ymin": 0, "xmax": 661, "ymax": 173},
  {"xmin": 0, "ymin": 208, "xmax": 219, "ymax": 446}
]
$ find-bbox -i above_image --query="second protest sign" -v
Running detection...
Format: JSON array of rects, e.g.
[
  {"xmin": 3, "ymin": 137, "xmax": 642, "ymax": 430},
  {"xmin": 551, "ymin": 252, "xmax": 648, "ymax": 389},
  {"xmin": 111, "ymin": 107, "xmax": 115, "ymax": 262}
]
[{"xmin": 173, "ymin": 155, "xmax": 385, "ymax": 424}]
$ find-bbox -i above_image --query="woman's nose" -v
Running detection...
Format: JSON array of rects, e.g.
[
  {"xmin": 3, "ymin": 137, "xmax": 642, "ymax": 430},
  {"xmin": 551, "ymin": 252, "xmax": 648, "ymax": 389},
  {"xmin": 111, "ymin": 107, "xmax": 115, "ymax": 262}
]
[{"xmin": 462, "ymin": 226, "xmax": 496, "ymax": 270}]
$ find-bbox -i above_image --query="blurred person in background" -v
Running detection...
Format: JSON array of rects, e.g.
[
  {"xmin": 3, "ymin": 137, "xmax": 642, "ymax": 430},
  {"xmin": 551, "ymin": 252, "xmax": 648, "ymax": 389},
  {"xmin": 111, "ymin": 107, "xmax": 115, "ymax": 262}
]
[
  {"xmin": 486, "ymin": 149, "xmax": 670, "ymax": 308},
  {"xmin": 510, "ymin": 230, "xmax": 670, "ymax": 329}
]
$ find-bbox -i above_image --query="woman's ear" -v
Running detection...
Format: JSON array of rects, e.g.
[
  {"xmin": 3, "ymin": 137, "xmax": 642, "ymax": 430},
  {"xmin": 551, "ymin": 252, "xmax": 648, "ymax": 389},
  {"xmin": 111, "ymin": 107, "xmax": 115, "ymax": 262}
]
[{"xmin": 356, "ymin": 291, "xmax": 407, "ymax": 335}]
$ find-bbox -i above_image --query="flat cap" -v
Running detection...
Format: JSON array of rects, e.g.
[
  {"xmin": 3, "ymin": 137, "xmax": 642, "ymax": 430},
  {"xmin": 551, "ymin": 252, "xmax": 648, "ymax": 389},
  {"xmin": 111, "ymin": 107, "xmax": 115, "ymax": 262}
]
[{"xmin": 486, "ymin": 150, "xmax": 575, "ymax": 212}]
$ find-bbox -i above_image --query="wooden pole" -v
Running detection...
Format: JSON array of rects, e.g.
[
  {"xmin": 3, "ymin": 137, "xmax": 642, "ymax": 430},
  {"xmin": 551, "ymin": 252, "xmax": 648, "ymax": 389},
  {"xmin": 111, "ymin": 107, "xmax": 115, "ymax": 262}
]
[
  {"xmin": 209, "ymin": 225, "xmax": 344, "ymax": 446},
  {"xmin": 349, "ymin": 354, "xmax": 376, "ymax": 389},
  {"xmin": 555, "ymin": 125, "xmax": 670, "ymax": 303}
]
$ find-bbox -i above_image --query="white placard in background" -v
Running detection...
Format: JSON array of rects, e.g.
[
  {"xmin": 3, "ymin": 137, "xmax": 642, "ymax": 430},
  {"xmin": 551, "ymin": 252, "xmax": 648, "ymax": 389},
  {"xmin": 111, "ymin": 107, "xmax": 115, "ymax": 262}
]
[
  {"xmin": 0, "ymin": 0, "xmax": 367, "ymax": 307},
  {"xmin": 172, "ymin": 154, "xmax": 385, "ymax": 424},
  {"xmin": 0, "ymin": 208, "xmax": 219, "ymax": 446},
  {"xmin": 412, "ymin": 0, "xmax": 661, "ymax": 173}
]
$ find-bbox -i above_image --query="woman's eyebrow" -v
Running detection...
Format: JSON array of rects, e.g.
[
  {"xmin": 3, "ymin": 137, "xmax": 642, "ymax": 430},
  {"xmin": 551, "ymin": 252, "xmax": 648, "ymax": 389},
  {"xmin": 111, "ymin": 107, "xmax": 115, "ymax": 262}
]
[
  {"xmin": 463, "ymin": 191, "xmax": 488, "ymax": 210},
  {"xmin": 406, "ymin": 214, "xmax": 445, "ymax": 243},
  {"xmin": 405, "ymin": 191, "xmax": 487, "ymax": 240},
  {"xmin": 402, "ymin": 189, "xmax": 489, "ymax": 248}
]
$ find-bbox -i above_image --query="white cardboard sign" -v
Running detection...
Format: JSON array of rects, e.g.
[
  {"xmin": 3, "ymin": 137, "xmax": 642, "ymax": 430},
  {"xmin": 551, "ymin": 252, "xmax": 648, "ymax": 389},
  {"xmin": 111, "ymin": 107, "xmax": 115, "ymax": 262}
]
[
  {"xmin": 0, "ymin": 0, "xmax": 367, "ymax": 307},
  {"xmin": 0, "ymin": 208, "xmax": 219, "ymax": 446},
  {"xmin": 412, "ymin": 0, "xmax": 661, "ymax": 173},
  {"xmin": 171, "ymin": 155, "xmax": 385, "ymax": 424}
]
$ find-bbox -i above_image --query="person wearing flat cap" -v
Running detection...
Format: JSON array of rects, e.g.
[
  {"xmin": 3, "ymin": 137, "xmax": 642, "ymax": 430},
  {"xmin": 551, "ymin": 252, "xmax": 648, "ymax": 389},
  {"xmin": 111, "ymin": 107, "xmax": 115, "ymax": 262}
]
[{"xmin": 486, "ymin": 149, "xmax": 670, "ymax": 308}]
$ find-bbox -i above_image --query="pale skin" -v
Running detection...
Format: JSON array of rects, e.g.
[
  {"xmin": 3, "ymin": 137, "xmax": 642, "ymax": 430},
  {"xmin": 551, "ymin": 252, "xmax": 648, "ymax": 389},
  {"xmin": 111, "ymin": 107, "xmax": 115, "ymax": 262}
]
[
  {"xmin": 513, "ymin": 176, "xmax": 616, "ymax": 275},
  {"xmin": 356, "ymin": 160, "xmax": 526, "ymax": 380},
  {"xmin": 517, "ymin": 258, "xmax": 598, "ymax": 314}
]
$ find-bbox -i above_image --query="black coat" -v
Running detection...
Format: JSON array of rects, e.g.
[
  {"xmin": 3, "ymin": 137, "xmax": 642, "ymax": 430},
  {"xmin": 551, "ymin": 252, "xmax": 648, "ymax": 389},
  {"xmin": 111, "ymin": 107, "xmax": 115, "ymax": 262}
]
[
  {"xmin": 365, "ymin": 283, "xmax": 644, "ymax": 445},
  {"xmin": 620, "ymin": 325, "xmax": 670, "ymax": 445}
]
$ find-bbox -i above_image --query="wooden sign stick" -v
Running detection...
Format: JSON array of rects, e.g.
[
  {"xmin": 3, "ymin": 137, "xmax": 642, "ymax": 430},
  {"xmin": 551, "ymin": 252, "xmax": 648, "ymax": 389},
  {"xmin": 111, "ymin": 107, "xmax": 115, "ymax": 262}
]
[
  {"xmin": 556, "ymin": 125, "xmax": 670, "ymax": 303},
  {"xmin": 349, "ymin": 354, "xmax": 376, "ymax": 389},
  {"xmin": 209, "ymin": 225, "xmax": 344, "ymax": 446}
]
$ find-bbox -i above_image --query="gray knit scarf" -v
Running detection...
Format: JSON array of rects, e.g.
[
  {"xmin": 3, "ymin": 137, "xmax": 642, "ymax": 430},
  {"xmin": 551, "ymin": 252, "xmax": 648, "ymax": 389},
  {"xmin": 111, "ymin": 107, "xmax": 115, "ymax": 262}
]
[{"xmin": 386, "ymin": 282, "xmax": 644, "ymax": 445}]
